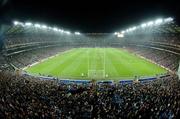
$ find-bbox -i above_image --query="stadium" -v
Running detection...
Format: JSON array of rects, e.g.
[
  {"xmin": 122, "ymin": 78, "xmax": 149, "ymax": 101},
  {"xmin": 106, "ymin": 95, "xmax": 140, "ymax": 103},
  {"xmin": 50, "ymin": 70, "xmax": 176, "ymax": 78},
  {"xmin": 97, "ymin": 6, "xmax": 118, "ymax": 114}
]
[
  {"xmin": 1, "ymin": 17, "xmax": 179, "ymax": 82},
  {"xmin": 0, "ymin": 0, "xmax": 180, "ymax": 118}
]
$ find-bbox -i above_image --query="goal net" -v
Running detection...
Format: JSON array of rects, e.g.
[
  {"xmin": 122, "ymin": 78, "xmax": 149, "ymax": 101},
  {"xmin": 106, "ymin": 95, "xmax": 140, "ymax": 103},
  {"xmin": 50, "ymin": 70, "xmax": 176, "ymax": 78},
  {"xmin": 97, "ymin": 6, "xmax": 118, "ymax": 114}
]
[{"xmin": 88, "ymin": 70, "xmax": 105, "ymax": 79}]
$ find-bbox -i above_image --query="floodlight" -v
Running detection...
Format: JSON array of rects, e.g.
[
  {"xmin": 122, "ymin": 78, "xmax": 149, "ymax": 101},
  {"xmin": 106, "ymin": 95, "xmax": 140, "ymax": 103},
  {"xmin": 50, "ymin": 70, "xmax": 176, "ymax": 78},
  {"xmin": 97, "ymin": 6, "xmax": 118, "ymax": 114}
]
[
  {"xmin": 60, "ymin": 29, "xmax": 64, "ymax": 33},
  {"xmin": 58, "ymin": 29, "xmax": 64, "ymax": 33},
  {"xmin": 114, "ymin": 32, "xmax": 118, "ymax": 35},
  {"xmin": 66, "ymin": 31, "xmax": 71, "ymax": 35},
  {"xmin": 34, "ymin": 24, "xmax": 41, "ymax": 28},
  {"xmin": 121, "ymin": 31, "xmax": 125, "ymax": 34},
  {"xmin": 13, "ymin": 21, "xmax": 24, "ymax": 26},
  {"xmin": 141, "ymin": 23, "xmax": 147, "ymax": 28},
  {"xmin": 155, "ymin": 19, "xmax": 163, "ymax": 24},
  {"xmin": 25, "ymin": 22, "xmax": 32, "ymax": 26},
  {"xmin": 117, "ymin": 33, "xmax": 124, "ymax": 38},
  {"xmin": 147, "ymin": 21, "xmax": 154, "ymax": 26},
  {"xmin": 164, "ymin": 17, "xmax": 173, "ymax": 22},
  {"xmin": 42, "ymin": 25, "xmax": 47, "ymax": 29},
  {"xmin": 53, "ymin": 27, "xmax": 58, "ymax": 31},
  {"xmin": 75, "ymin": 32, "xmax": 80, "ymax": 35},
  {"xmin": 13, "ymin": 21, "xmax": 19, "ymax": 25},
  {"xmin": 48, "ymin": 27, "xmax": 53, "ymax": 30},
  {"xmin": 132, "ymin": 26, "xmax": 136, "ymax": 30},
  {"xmin": 129, "ymin": 28, "xmax": 133, "ymax": 31}
]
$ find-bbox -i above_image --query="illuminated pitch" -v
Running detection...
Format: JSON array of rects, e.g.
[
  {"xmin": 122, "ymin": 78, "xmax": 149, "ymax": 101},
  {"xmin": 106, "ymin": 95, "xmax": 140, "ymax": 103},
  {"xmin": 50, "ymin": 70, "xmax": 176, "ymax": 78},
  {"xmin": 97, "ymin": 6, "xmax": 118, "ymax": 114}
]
[{"xmin": 25, "ymin": 48, "xmax": 167, "ymax": 80}]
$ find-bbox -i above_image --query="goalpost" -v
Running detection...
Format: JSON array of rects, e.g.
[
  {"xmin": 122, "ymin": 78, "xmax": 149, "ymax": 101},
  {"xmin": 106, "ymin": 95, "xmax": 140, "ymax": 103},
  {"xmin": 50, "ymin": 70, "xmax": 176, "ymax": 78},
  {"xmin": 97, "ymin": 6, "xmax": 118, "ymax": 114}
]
[
  {"xmin": 87, "ymin": 47, "xmax": 106, "ymax": 79},
  {"xmin": 88, "ymin": 70, "xmax": 105, "ymax": 79}
]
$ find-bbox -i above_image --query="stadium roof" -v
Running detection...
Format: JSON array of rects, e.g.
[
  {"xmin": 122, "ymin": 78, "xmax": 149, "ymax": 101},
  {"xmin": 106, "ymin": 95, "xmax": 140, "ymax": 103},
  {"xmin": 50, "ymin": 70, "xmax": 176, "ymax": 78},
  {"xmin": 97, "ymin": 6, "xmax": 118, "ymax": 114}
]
[
  {"xmin": 4, "ymin": 20, "xmax": 82, "ymax": 36},
  {"xmin": 114, "ymin": 17, "xmax": 180, "ymax": 37},
  {"xmin": 3, "ymin": 18, "xmax": 180, "ymax": 36}
]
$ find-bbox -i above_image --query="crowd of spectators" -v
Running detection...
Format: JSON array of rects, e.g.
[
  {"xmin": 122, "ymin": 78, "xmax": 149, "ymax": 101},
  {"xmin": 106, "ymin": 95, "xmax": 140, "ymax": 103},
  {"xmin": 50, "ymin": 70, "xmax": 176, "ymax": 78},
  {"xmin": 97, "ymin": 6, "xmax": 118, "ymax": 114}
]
[
  {"xmin": 150, "ymin": 36, "xmax": 180, "ymax": 45},
  {"xmin": 5, "ymin": 44, "xmax": 179, "ymax": 71},
  {"xmin": 124, "ymin": 35, "xmax": 180, "ymax": 58},
  {"xmin": 126, "ymin": 35, "xmax": 180, "ymax": 45},
  {"xmin": 6, "ymin": 47, "xmax": 70, "ymax": 68},
  {"xmin": 127, "ymin": 47, "xmax": 180, "ymax": 72},
  {"xmin": 0, "ymin": 71, "xmax": 180, "ymax": 118},
  {"xmin": 0, "ymin": 53, "xmax": 11, "ymax": 71},
  {"xmin": 5, "ymin": 34, "xmax": 71, "ymax": 48},
  {"xmin": 1, "ymin": 26, "xmax": 180, "ymax": 118}
]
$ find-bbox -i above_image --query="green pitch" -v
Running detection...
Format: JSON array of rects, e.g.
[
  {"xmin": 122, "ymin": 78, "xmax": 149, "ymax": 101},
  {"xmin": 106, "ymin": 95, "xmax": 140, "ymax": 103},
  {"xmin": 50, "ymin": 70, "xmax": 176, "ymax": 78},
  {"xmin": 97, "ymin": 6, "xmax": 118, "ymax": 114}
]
[{"xmin": 25, "ymin": 48, "xmax": 167, "ymax": 80}]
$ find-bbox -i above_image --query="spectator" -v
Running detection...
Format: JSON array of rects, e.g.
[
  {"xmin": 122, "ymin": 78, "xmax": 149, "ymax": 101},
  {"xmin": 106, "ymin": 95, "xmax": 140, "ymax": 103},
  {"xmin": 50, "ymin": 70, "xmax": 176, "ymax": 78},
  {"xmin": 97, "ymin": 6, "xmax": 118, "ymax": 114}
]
[{"xmin": 0, "ymin": 71, "xmax": 180, "ymax": 118}]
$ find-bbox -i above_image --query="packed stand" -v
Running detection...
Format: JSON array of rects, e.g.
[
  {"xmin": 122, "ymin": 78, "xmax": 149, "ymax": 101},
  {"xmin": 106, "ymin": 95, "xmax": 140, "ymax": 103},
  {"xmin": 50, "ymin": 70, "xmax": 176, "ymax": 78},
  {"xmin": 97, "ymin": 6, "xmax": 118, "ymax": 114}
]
[
  {"xmin": 0, "ymin": 53, "xmax": 12, "ymax": 71},
  {"xmin": 0, "ymin": 71, "xmax": 180, "ymax": 118},
  {"xmin": 149, "ymin": 36, "xmax": 180, "ymax": 45},
  {"xmin": 5, "ymin": 34, "xmax": 72, "ymax": 49},
  {"xmin": 6, "ymin": 47, "xmax": 71, "ymax": 68},
  {"xmin": 127, "ymin": 47, "xmax": 180, "ymax": 72}
]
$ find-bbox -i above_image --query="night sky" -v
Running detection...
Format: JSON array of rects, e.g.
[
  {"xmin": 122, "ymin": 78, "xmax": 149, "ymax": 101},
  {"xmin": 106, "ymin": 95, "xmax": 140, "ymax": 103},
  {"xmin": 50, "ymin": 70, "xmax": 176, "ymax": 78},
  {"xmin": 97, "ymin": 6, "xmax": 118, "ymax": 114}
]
[{"xmin": 0, "ymin": 0, "xmax": 179, "ymax": 33}]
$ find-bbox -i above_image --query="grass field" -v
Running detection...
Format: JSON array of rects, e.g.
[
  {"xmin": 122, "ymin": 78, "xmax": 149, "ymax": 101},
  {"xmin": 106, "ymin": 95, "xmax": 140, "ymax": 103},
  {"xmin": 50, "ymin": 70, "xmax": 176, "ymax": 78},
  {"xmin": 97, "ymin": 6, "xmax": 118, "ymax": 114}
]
[{"xmin": 25, "ymin": 48, "xmax": 167, "ymax": 80}]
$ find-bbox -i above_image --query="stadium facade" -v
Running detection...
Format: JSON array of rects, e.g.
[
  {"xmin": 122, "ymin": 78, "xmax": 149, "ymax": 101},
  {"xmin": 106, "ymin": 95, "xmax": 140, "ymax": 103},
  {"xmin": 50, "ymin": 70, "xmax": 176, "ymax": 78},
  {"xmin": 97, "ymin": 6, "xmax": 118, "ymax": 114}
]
[{"xmin": 0, "ymin": 17, "xmax": 180, "ymax": 82}]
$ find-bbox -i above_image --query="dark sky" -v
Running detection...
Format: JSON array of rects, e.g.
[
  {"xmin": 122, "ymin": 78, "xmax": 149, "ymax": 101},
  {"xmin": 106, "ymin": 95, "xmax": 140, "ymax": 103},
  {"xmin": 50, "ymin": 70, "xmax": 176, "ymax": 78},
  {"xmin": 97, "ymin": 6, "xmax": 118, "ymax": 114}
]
[{"xmin": 0, "ymin": 0, "xmax": 180, "ymax": 33}]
